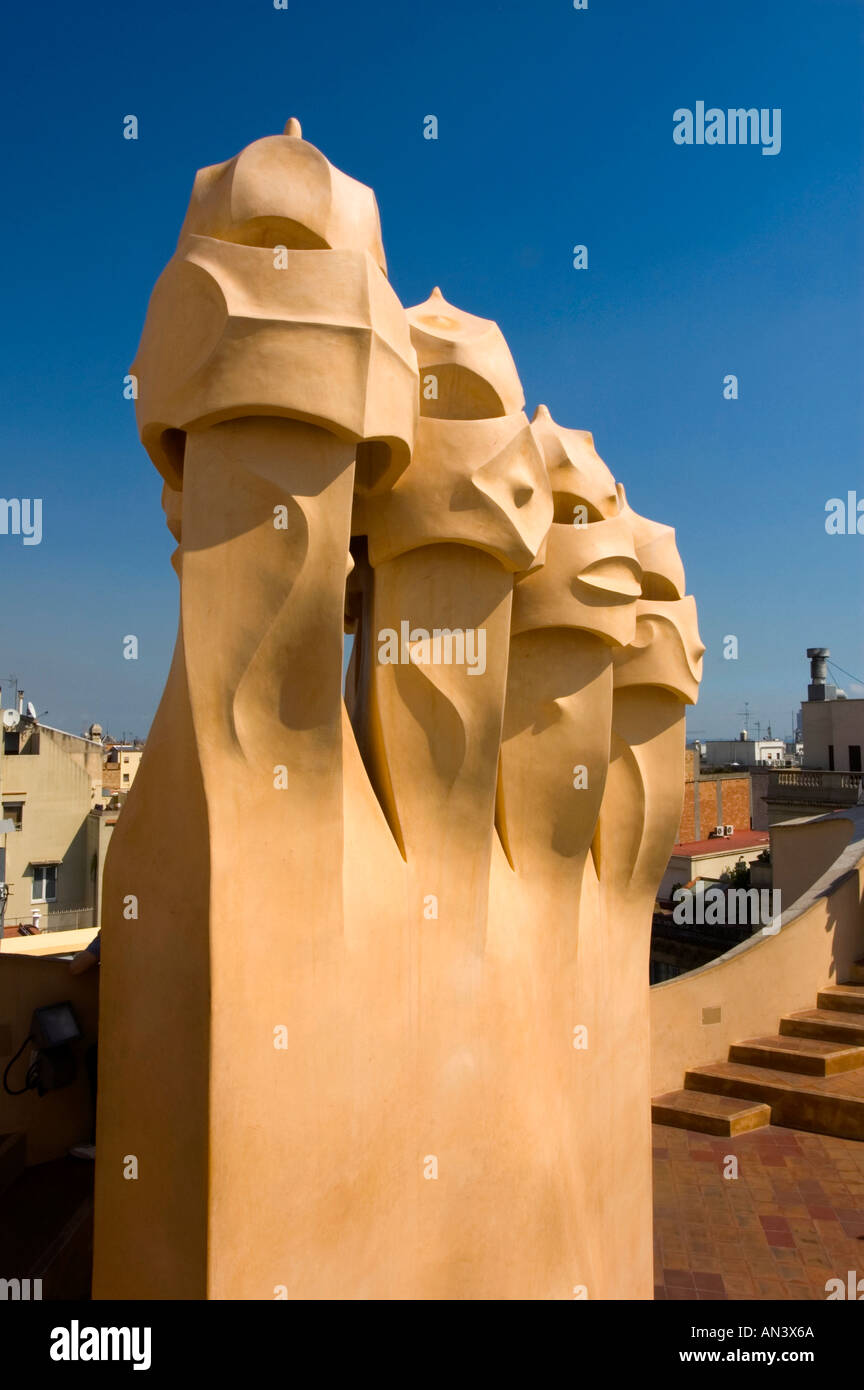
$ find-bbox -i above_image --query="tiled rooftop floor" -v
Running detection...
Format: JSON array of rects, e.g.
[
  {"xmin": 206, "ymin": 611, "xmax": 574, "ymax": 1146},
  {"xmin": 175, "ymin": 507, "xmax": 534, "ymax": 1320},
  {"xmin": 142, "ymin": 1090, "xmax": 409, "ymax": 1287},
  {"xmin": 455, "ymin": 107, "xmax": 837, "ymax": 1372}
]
[{"xmin": 653, "ymin": 1122, "xmax": 864, "ymax": 1300}]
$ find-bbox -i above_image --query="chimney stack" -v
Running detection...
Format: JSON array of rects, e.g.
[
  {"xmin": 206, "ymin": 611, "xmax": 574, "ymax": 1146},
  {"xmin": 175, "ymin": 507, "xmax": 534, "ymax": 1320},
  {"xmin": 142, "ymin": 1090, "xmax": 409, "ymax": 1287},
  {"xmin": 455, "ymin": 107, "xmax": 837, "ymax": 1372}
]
[{"xmin": 806, "ymin": 647, "xmax": 835, "ymax": 702}]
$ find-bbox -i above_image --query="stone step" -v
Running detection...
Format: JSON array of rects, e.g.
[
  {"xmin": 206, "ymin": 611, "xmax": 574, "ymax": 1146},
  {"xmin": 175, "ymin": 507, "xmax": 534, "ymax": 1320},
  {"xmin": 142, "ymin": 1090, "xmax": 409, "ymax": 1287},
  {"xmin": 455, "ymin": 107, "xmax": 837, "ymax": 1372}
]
[
  {"xmin": 848, "ymin": 958, "xmax": 864, "ymax": 985},
  {"xmin": 781, "ymin": 1008, "xmax": 864, "ymax": 1047},
  {"xmin": 817, "ymin": 984, "xmax": 864, "ymax": 1015},
  {"xmin": 729, "ymin": 1033, "xmax": 864, "ymax": 1076},
  {"xmin": 652, "ymin": 1089, "xmax": 770, "ymax": 1136},
  {"xmin": 685, "ymin": 1062, "xmax": 864, "ymax": 1140}
]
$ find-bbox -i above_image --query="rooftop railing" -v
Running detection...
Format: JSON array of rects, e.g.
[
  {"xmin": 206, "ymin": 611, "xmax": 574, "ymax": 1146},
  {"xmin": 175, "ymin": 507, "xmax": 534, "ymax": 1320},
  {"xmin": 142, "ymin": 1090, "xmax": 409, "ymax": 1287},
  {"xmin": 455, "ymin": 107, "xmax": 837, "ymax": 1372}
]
[{"xmin": 766, "ymin": 769, "xmax": 864, "ymax": 804}]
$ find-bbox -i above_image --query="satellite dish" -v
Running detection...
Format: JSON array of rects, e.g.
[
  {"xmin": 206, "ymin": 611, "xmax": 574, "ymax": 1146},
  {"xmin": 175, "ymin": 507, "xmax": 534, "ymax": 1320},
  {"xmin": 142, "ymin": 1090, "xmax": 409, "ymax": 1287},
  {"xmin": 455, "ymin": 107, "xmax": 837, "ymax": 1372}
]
[
  {"xmin": 2, "ymin": 708, "xmax": 21, "ymax": 729},
  {"xmin": 26, "ymin": 702, "xmax": 37, "ymax": 720}
]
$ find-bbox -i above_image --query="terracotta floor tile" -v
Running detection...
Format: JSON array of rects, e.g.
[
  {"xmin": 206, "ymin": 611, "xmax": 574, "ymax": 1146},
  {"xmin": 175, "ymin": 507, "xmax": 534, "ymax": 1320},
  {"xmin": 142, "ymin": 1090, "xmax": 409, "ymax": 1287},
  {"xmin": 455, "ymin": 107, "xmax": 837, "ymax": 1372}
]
[
  {"xmin": 653, "ymin": 1121, "xmax": 864, "ymax": 1302},
  {"xmin": 756, "ymin": 1278, "xmax": 786, "ymax": 1296},
  {"xmin": 724, "ymin": 1274, "xmax": 757, "ymax": 1296},
  {"xmin": 815, "ymin": 1220, "xmax": 845, "ymax": 1238},
  {"xmin": 759, "ymin": 1214, "xmax": 790, "ymax": 1231},
  {"xmin": 802, "ymin": 1250, "xmax": 831, "ymax": 1267}
]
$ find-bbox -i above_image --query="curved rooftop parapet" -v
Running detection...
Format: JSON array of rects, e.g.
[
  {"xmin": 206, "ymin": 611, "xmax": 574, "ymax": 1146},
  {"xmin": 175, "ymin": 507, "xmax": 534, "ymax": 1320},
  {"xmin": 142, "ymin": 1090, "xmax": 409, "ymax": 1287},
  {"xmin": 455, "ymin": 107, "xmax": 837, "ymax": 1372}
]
[{"xmin": 651, "ymin": 805, "xmax": 864, "ymax": 1094}]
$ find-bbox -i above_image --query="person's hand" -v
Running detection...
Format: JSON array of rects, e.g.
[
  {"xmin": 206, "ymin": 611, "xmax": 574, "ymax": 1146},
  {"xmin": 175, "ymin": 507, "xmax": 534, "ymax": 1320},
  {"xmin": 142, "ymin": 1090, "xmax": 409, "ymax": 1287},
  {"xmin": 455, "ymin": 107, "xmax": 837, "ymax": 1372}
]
[{"xmin": 69, "ymin": 948, "xmax": 97, "ymax": 976}]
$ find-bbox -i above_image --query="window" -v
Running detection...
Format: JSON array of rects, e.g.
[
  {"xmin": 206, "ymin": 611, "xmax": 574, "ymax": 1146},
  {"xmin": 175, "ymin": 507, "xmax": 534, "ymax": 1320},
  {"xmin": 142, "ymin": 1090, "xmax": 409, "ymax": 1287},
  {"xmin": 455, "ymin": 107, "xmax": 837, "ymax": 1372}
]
[
  {"xmin": 122, "ymin": 773, "xmax": 129, "ymax": 783},
  {"xmin": 828, "ymin": 744, "xmax": 835, "ymax": 771},
  {"xmin": 2, "ymin": 801, "xmax": 23, "ymax": 830},
  {"xmin": 850, "ymin": 745, "xmax": 862, "ymax": 774},
  {"xmin": 4, "ymin": 728, "xmax": 39, "ymax": 755},
  {"xmin": 31, "ymin": 864, "xmax": 57, "ymax": 903}
]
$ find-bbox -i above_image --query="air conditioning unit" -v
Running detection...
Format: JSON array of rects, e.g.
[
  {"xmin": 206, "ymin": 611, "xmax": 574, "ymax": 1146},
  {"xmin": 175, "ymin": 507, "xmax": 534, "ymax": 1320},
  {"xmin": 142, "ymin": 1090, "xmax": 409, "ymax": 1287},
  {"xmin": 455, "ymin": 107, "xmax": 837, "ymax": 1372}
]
[
  {"xmin": 712, "ymin": 825, "xmax": 724, "ymax": 837},
  {"xmin": 724, "ymin": 825, "xmax": 734, "ymax": 835}
]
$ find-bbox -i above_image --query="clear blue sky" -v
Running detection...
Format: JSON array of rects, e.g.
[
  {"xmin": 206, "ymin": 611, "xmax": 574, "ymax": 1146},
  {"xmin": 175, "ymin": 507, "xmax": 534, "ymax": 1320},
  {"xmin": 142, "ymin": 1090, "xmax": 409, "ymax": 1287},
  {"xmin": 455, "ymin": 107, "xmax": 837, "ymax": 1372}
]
[{"xmin": 1, "ymin": 0, "xmax": 861, "ymax": 741}]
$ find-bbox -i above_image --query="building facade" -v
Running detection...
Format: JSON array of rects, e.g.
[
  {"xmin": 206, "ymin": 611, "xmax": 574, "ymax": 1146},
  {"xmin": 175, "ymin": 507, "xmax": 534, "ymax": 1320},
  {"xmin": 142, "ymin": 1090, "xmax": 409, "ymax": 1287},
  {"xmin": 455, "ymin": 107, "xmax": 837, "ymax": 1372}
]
[
  {"xmin": 759, "ymin": 649, "xmax": 864, "ymax": 825},
  {"xmin": 703, "ymin": 734, "xmax": 788, "ymax": 767},
  {"xmin": 101, "ymin": 742, "xmax": 144, "ymax": 796},
  {"xmin": 678, "ymin": 744, "xmax": 752, "ymax": 842},
  {"xmin": 0, "ymin": 701, "xmax": 111, "ymax": 933}
]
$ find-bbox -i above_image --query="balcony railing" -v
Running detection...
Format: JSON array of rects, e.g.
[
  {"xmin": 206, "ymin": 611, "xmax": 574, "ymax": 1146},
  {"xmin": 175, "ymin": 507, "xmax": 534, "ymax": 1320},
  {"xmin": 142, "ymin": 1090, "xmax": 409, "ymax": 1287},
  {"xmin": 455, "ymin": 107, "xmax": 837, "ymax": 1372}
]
[
  {"xmin": 765, "ymin": 770, "xmax": 864, "ymax": 804},
  {"xmin": 4, "ymin": 906, "xmax": 96, "ymax": 933}
]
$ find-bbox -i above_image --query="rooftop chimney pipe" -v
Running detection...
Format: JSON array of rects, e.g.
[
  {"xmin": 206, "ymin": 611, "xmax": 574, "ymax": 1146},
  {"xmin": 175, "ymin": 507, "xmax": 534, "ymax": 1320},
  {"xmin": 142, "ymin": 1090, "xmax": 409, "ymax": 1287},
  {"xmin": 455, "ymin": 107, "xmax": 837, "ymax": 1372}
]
[{"xmin": 806, "ymin": 647, "xmax": 832, "ymax": 702}]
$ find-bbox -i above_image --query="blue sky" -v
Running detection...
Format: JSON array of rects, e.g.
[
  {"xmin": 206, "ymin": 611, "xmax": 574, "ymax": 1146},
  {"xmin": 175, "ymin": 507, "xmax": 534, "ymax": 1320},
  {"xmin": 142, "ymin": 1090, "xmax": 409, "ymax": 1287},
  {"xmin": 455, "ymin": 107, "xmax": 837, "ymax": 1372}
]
[{"xmin": 1, "ymin": 0, "xmax": 861, "ymax": 741}]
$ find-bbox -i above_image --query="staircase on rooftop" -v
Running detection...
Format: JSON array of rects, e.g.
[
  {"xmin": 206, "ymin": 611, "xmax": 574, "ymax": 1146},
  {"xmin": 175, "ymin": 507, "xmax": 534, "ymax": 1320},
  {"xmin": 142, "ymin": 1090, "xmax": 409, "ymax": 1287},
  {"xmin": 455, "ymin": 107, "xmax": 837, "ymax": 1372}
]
[{"xmin": 652, "ymin": 958, "xmax": 864, "ymax": 1139}]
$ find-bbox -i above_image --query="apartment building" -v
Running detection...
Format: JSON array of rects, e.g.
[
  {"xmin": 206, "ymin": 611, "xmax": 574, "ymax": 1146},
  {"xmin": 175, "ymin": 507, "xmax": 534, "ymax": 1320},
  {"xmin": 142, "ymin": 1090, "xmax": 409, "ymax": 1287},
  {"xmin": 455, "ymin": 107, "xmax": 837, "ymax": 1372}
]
[{"xmin": 0, "ymin": 697, "xmax": 110, "ymax": 933}]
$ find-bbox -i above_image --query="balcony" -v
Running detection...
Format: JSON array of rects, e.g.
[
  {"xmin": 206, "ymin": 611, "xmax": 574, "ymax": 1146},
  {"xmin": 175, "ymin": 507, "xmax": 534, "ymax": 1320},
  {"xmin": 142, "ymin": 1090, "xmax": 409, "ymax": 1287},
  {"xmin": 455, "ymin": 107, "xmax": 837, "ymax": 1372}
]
[{"xmin": 764, "ymin": 769, "xmax": 864, "ymax": 809}]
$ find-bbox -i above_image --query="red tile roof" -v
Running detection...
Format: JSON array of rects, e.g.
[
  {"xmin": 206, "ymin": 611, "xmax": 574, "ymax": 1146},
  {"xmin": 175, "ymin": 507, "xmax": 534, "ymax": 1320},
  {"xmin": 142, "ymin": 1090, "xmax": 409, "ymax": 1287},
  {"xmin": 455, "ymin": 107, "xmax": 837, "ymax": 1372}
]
[{"xmin": 672, "ymin": 830, "xmax": 770, "ymax": 858}]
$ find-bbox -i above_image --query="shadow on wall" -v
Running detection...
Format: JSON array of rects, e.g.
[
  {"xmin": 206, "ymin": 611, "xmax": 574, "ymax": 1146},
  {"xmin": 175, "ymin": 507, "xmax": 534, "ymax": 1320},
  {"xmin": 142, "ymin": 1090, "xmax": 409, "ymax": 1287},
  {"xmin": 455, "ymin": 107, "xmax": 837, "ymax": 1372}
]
[{"xmin": 771, "ymin": 812, "xmax": 857, "ymax": 984}]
